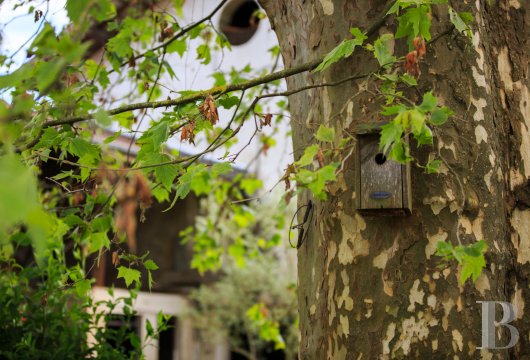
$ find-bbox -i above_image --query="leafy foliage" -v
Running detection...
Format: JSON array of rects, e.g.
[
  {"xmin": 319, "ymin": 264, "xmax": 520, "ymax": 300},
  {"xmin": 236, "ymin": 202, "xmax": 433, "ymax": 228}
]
[
  {"xmin": 189, "ymin": 256, "xmax": 297, "ymax": 360},
  {"xmin": 314, "ymin": 28, "xmax": 367, "ymax": 72},
  {"xmin": 436, "ymin": 240, "xmax": 488, "ymax": 284}
]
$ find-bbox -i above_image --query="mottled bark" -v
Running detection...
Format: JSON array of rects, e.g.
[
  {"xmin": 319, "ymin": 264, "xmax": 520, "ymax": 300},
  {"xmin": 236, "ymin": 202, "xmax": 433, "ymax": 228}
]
[{"xmin": 259, "ymin": 0, "xmax": 529, "ymax": 358}]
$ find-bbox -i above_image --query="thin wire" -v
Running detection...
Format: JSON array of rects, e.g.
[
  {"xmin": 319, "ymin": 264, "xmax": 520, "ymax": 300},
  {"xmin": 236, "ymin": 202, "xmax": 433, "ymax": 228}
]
[{"xmin": 288, "ymin": 200, "xmax": 313, "ymax": 249}]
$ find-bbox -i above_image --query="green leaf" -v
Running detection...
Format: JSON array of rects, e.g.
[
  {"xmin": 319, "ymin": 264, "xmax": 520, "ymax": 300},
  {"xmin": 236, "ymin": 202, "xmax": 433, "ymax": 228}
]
[
  {"xmin": 228, "ymin": 243, "xmax": 246, "ymax": 267},
  {"xmin": 296, "ymin": 144, "xmax": 320, "ymax": 167},
  {"xmin": 92, "ymin": 0, "xmax": 116, "ymax": 22},
  {"xmin": 373, "ymin": 34, "xmax": 397, "ymax": 68},
  {"xmin": 381, "ymin": 104, "xmax": 407, "ymax": 116},
  {"xmin": 388, "ymin": 141, "xmax": 411, "ymax": 163},
  {"xmin": 396, "ymin": 6, "xmax": 431, "ymax": 43},
  {"xmin": 415, "ymin": 124, "xmax": 433, "ymax": 145},
  {"xmin": 113, "ymin": 111, "xmax": 135, "ymax": 129},
  {"xmin": 217, "ymin": 96, "xmax": 240, "ymax": 109},
  {"xmin": 430, "ymin": 107, "xmax": 453, "ymax": 126},
  {"xmin": 425, "ymin": 158, "xmax": 442, "ymax": 174},
  {"xmin": 107, "ymin": 31, "xmax": 133, "ymax": 58},
  {"xmin": 449, "ymin": 8, "xmax": 473, "ymax": 39},
  {"xmin": 0, "ymin": 155, "xmax": 39, "ymax": 230},
  {"xmin": 144, "ymin": 259, "xmax": 159, "ymax": 271},
  {"xmin": 66, "ymin": 0, "xmax": 89, "ymax": 23},
  {"xmin": 240, "ymin": 178, "xmax": 263, "ymax": 194},
  {"xmin": 167, "ymin": 39, "xmax": 187, "ymax": 57},
  {"xmin": 400, "ymin": 73, "xmax": 418, "ymax": 86},
  {"xmin": 379, "ymin": 121, "xmax": 403, "ymax": 153},
  {"xmin": 461, "ymin": 251, "xmax": 486, "ymax": 283},
  {"xmin": 75, "ymin": 279, "xmax": 92, "ymax": 297},
  {"xmin": 315, "ymin": 125, "xmax": 335, "ymax": 143},
  {"xmin": 196, "ymin": 44, "xmax": 211, "ymax": 65},
  {"xmin": 94, "ymin": 108, "xmax": 112, "ymax": 126},
  {"xmin": 211, "ymin": 162, "xmax": 233, "ymax": 177},
  {"xmin": 314, "ymin": 28, "xmax": 366, "ymax": 72},
  {"xmin": 435, "ymin": 240, "xmax": 487, "ymax": 284},
  {"xmin": 89, "ymin": 232, "xmax": 110, "ymax": 253},
  {"xmin": 117, "ymin": 266, "xmax": 141, "ymax": 287},
  {"xmin": 419, "ymin": 91, "xmax": 437, "ymax": 112}
]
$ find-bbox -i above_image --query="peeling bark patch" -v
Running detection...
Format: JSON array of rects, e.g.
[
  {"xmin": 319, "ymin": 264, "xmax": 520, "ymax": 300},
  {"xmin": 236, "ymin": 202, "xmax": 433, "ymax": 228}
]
[
  {"xmin": 338, "ymin": 213, "xmax": 368, "ymax": 265},
  {"xmin": 498, "ymin": 47, "xmax": 514, "ymax": 91},
  {"xmin": 509, "ymin": 0, "xmax": 521, "ymax": 8},
  {"xmin": 318, "ymin": 0, "xmax": 334, "ymax": 16},
  {"xmin": 475, "ymin": 125, "xmax": 488, "ymax": 144},
  {"xmin": 459, "ymin": 210, "xmax": 484, "ymax": 240},
  {"xmin": 472, "ymin": 31, "xmax": 484, "ymax": 71},
  {"xmin": 511, "ymin": 209, "xmax": 530, "ymax": 264},
  {"xmin": 327, "ymin": 240, "xmax": 337, "ymax": 274},
  {"xmin": 519, "ymin": 86, "xmax": 530, "ymax": 177},
  {"xmin": 474, "ymin": 273, "xmax": 491, "ymax": 296},
  {"xmin": 339, "ymin": 315, "xmax": 349, "ymax": 337},
  {"xmin": 336, "ymin": 270, "xmax": 354, "ymax": 311},
  {"xmin": 382, "ymin": 323, "xmax": 396, "ymax": 355},
  {"xmin": 442, "ymin": 297, "xmax": 455, "ymax": 331},
  {"xmin": 512, "ymin": 285, "xmax": 525, "ymax": 320},
  {"xmin": 392, "ymin": 312, "xmax": 437, "ymax": 356},
  {"xmin": 328, "ymin": 271, "xmax": 337, "ymax": 325},
  {"xmin": 407, "ymin": 279, "xmax": 425, "ymax": 312},
  {"xmin": 423, "ymin": 196, "xmax": 448, "ymax": 215},
  {"xmin": 426, "ymin": 229, "xmax": 448, "ymax": 259},
  {"xmin": 471, "ymin": 97, "xmax": 487, "ymax": 122},
  {"xmin": 472, "ymin": 66, "xmax": 487, "ymax": 89},
  {"xmin": 452, "ymin": 329, "xmax": 464, "ymax": 352}
]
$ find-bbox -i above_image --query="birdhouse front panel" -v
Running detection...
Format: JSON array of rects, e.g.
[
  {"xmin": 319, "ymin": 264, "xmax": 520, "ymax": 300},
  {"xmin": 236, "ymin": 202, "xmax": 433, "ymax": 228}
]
[{"xmin": 356, "ymin": 133, "xmax": 411, "ymax": 214}]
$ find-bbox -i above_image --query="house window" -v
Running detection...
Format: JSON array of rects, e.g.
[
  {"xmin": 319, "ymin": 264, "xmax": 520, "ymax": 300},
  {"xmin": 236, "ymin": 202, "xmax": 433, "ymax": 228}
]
[{"xmin": 219, "ymin": 0, "xmax": 260, "ymax": 46}]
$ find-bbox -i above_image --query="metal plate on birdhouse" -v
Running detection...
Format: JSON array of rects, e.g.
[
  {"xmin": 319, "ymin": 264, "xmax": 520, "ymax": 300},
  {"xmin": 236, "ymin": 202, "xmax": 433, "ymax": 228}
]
[{"xmin": 356, "ymin": 133, "xmax": 411, "ymax": 215}]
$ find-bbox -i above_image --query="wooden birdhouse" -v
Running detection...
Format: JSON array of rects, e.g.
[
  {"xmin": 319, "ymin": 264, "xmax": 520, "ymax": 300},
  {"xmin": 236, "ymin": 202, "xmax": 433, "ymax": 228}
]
[{"xmin": 355, "ymin": 133, "xmax": 412, "ymax": 215}]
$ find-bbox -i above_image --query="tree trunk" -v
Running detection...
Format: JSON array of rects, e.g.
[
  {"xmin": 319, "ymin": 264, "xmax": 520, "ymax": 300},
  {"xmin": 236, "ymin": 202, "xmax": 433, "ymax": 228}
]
[{"xmin": 259, "ymin": 0, "xmax": 529, "ymax": 358}]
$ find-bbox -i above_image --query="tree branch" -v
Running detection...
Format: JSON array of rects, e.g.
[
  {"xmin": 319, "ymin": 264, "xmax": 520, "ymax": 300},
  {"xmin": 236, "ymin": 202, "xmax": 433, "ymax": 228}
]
[
  {"xmin": 42, "ymin": 0, "xmax": 395, "ymax": 129},
  {"xmin": 112, "ymin": 0, "xmax": 229, "ymax": 72}
]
